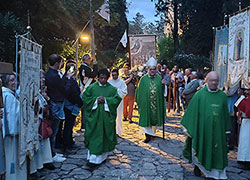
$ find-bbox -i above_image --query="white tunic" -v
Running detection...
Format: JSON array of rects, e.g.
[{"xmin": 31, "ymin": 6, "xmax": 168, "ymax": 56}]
[
  {"xmin": 2, "ymin": 87, "xmax": 27, "ymax": 179},
  {"xmin": 234, "ymin": 96, "xmax": 250, "ymax": 161},
  {"xmin": 30, "ymin": 93, "xmax": 53, "ymax": 174},
  {"xmin": 108, "ymin": 78, "xmax": 127, "ymax": 135},
  {"xmin": 237, "ymin": 117, "xmax": 250, "ymax": 162},
  {"xmin": 193, "ymin": 155, "xmax": 227, "ymax": 179}
]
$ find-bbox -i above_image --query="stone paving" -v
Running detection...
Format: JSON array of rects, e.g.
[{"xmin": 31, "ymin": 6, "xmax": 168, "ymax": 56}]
[{"xmin": 42, "ymin": 112, "xmax": 250, "ymax": 180}]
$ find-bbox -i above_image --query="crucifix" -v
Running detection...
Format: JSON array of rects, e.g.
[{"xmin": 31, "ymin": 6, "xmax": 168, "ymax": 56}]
[{"xmin": 0, "ymin": 62, "xmax": 13, "ymax": 180}]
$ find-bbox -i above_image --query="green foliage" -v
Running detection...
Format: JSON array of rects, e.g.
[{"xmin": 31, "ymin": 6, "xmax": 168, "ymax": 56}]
[
  {"xmin": 155, "ymin": 0, "xmax": 250, "ymax": 57},
  {"xmin": 128, "ymin": 10, "xmax": 165, "ymax": 36},
  {"xmin": 113, "ymin": 56, "xmax": 128, "ymax": 69},
  {"xmin": 173, "ymin": 54, "xmax": 212, "ymax": 71},
  {"xmin": 96, "ymin": 49, "xmax": 128, "ymax": 69},
  {"xmin": 42, "ymin": 39, "xmax": 90, "ymax": 69},
  {"xmin": 94, "ymin": 0, "xmax": 128, "ymax": 66},
  {"xmin": 157, "ymin": 35, "xmax": 174, "ymax": 67},
  {"xmin": 128, "ymin": 12, "xmax": 146, "ymax": 34},
  {"xmin": 0, "ymin": 12, "xmax": 25, "ymax": 64},
  {"xmin": 0, "ymin": 0, "xmax": 128, "ymax": 67}
]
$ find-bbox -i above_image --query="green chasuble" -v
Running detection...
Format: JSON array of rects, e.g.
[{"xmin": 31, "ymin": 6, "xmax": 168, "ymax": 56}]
[
  {"xmin": 181, "ymin": 85, "xmax": 231, "ymax": 171},
  {"xmin": 135, "ymin": 74, "xmax": 165, "ymax": 127},
  {"xmin": 82, "ymin": 82, "xmax": 121, "ymax": 155}
]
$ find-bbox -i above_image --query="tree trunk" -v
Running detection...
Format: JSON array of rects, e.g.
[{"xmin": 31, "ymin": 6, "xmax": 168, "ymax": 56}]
[{"xmin": 173, "ymin": 0, "xmax": 179, "ymax": 54}]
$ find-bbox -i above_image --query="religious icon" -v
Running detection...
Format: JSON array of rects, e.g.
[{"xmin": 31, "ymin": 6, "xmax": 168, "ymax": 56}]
[
  {"xmin": 234, "ymin": 30, "xmax": 244, "ymax": 60},
  {"xmin": 129, "ymin": 35, "xmax": 156, "ymax": 67},
  {"xmin": 217, "ymin": 45, "xmax": 227, "ymax": 67}
]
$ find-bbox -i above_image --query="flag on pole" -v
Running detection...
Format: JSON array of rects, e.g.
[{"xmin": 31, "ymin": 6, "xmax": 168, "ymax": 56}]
[
  {"xmin": 120, "ymin": 30, "xmax": 127, "ymax": 48},
  {"xmin": 96, "ymin": 0, "xmax": 110, "ymax": 23}
]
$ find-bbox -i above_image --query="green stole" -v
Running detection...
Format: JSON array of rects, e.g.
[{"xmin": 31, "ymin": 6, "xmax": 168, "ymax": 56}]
[{"xmin": 135, "ymin": 74, "xmax": 165, "ymax": 127}]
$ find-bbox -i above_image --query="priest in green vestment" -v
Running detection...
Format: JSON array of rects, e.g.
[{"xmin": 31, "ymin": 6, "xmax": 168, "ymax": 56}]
[
  {"xmin": 181, "ymin": 71, "xmax": 231, "ymax": 179},
  {"xmin": 82, "ymin": 69, "xmax": 121, "ymax": 168},
  {"xmin": 135, "ymin": 57, "xmax": 167, "ymax": 143}
]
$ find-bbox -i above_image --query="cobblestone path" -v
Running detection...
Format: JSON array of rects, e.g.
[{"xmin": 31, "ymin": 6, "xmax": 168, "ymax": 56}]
[{"xmin": 42, "ymin": 112, "xmax": 250, "ymax": 180}]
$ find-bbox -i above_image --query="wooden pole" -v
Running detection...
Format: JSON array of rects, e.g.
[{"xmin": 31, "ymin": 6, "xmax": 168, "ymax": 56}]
[
  {"xmin": 176, "ymin": 83, "xmax": 180, "ymax": 112},
  {"xmin": 162, "ymin": 83, "xmax": 165, "ymax": 140},
  {"xmin": 167, "ymin": 83, "xmax": 172, "ymax": 113},
  {"xmin": 27, "ymin": 156, "xmax": 30, "ymax": 180},
  {"xmin": 75, "ymin": 40, "xmax": 78, "ymax": 69},
  {"xmin": 173, "ymin": 75, "xmax": 177, "ymax": 111}
]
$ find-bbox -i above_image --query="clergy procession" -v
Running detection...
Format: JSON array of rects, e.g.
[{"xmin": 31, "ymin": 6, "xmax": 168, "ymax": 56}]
[
  {"xmin": 1, "ymin": 0, "xmax": 250, "ymax": 180},
  {"xmin": 1, "ymin": 54, "xmax": 250, "ymax": 180}
]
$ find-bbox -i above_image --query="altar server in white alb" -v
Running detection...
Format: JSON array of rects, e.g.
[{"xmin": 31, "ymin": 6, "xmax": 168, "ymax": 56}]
[{"xmin": 108, "ymin": 68, "xmax": 127, "ymax": 135}]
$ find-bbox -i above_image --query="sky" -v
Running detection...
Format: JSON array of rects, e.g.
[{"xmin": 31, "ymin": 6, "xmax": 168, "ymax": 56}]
[{"xmin": 126, "ymin": 0, "xmax": 160, "ymax": 23}]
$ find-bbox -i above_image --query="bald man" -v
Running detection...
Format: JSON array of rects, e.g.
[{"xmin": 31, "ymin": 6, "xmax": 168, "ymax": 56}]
[{"xmin": 181, "ymin": 71, "xmax": 231, "ymax": 179}]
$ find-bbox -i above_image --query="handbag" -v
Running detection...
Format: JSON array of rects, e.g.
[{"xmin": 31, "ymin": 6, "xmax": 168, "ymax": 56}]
[{"xmin": 38, "ymin": 118, "xmax": 52, "ymax": 139}]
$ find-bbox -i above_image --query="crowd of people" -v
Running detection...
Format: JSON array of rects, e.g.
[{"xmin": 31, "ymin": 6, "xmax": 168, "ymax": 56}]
[{"xmin": 0, "ymin": 53, "xmax": 250, "ymax": 180}]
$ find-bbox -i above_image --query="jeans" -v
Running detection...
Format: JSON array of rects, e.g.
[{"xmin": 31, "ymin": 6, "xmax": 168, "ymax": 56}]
[
  {"xmin": 50, "ymin": 101, "xmax": 65, "ymax": 120},
  {"xmin": 63, "ymin": 108, "xmax": 77, "ymax": 148},
  {"xmin": 50, "ymin": 115, "xmax": 60, "ymax": 157}
]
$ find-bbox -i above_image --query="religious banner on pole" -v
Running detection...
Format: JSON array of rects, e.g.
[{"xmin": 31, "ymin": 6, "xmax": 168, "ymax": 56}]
[
  {"xmin": 228, "ymin": 10, "xmax": 250, "ymax": 88},
  {"xmin": 129, "ymin": 34, "xmax": 156, "ymax": 67},
  {"xmin": 213, "ymin": 26, "xmax": 229, "ymax": 88},
  {"xmin": 19, "ymin": 36, "xmax": 42, "ymax": 166}
]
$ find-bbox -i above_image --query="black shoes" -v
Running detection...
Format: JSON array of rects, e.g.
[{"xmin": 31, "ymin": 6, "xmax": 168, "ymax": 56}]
[
  {"xmin": 194, "ymin": 165, "xmax": 201, "ymax": 177},
  {"xmin": 123, "ymin": 118, "xmax": 128, "ymax": 121},
  {"xmin": 143, "ymin": 134, "xmax": 151, "ymax": 143},
  {"xmin": 86, "ymin": 162, "xmax": 100, "ymax": 171},
  {"xmin": 63, "ymin": 148, "xmax": 75, "ymax": 154},
  {"xmin": 30, "ymin": 172, "xmax": 45, "ymax": 180},
  {"xmin": 70, "ymin": 143, "xmax": 80, "ymax": 149},
  {"xmin": 44, "ymin": 163, "xmax": 56, "ymax": 170}
]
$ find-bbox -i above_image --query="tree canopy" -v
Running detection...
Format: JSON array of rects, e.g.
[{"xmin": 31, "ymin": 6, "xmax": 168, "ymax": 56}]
[
  {"xmin": 0, "ymin": 0, "xmax": 128, "ymax": 68},
  {"xmin": 152, "ymin": 0, "xmax": 250, "ymax": 70},
  {"xmin": 155, "ymin": 0, "xmax": 250, "ymax": 57}
]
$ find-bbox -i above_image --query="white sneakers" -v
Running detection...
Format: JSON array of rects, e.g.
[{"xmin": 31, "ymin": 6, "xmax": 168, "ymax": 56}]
[
  {"xmin": 56, "ymin": 153, "xmax": 64, "ymax": 157},
  {"xmin": 53, "ymin": 153, "xmax": 66, "ymax": 163}
]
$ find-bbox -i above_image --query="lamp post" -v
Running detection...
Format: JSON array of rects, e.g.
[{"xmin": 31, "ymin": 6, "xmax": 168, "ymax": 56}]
[
  {"xmin": 89, "ymin": 0, "xmax": 95, "ymax": 57},
  {"xmin": 73, "ymin": 20, "xmax": 90, "ymax": 67}
]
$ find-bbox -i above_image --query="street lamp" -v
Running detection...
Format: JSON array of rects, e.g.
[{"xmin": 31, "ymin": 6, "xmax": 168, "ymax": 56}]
[{"xmin": 81, "ymin": 35, "xmax": 89, "ymax": 41}]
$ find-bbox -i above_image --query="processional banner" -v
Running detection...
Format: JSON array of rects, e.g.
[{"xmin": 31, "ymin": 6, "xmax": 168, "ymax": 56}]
[
  {"xmin": 129, "ymin": 35, "xmax": 156, "ymax": 67},
  {"xmin": 228, "ymin": 10, "xmax": 250, "ymax": 88},
  {"xmin": 214, "ymin": 26, "xmax": 229, "ymax": 88},
  {"xmin": 19, "ymin": 36, "xmax": 42, "ymax": 166}
]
